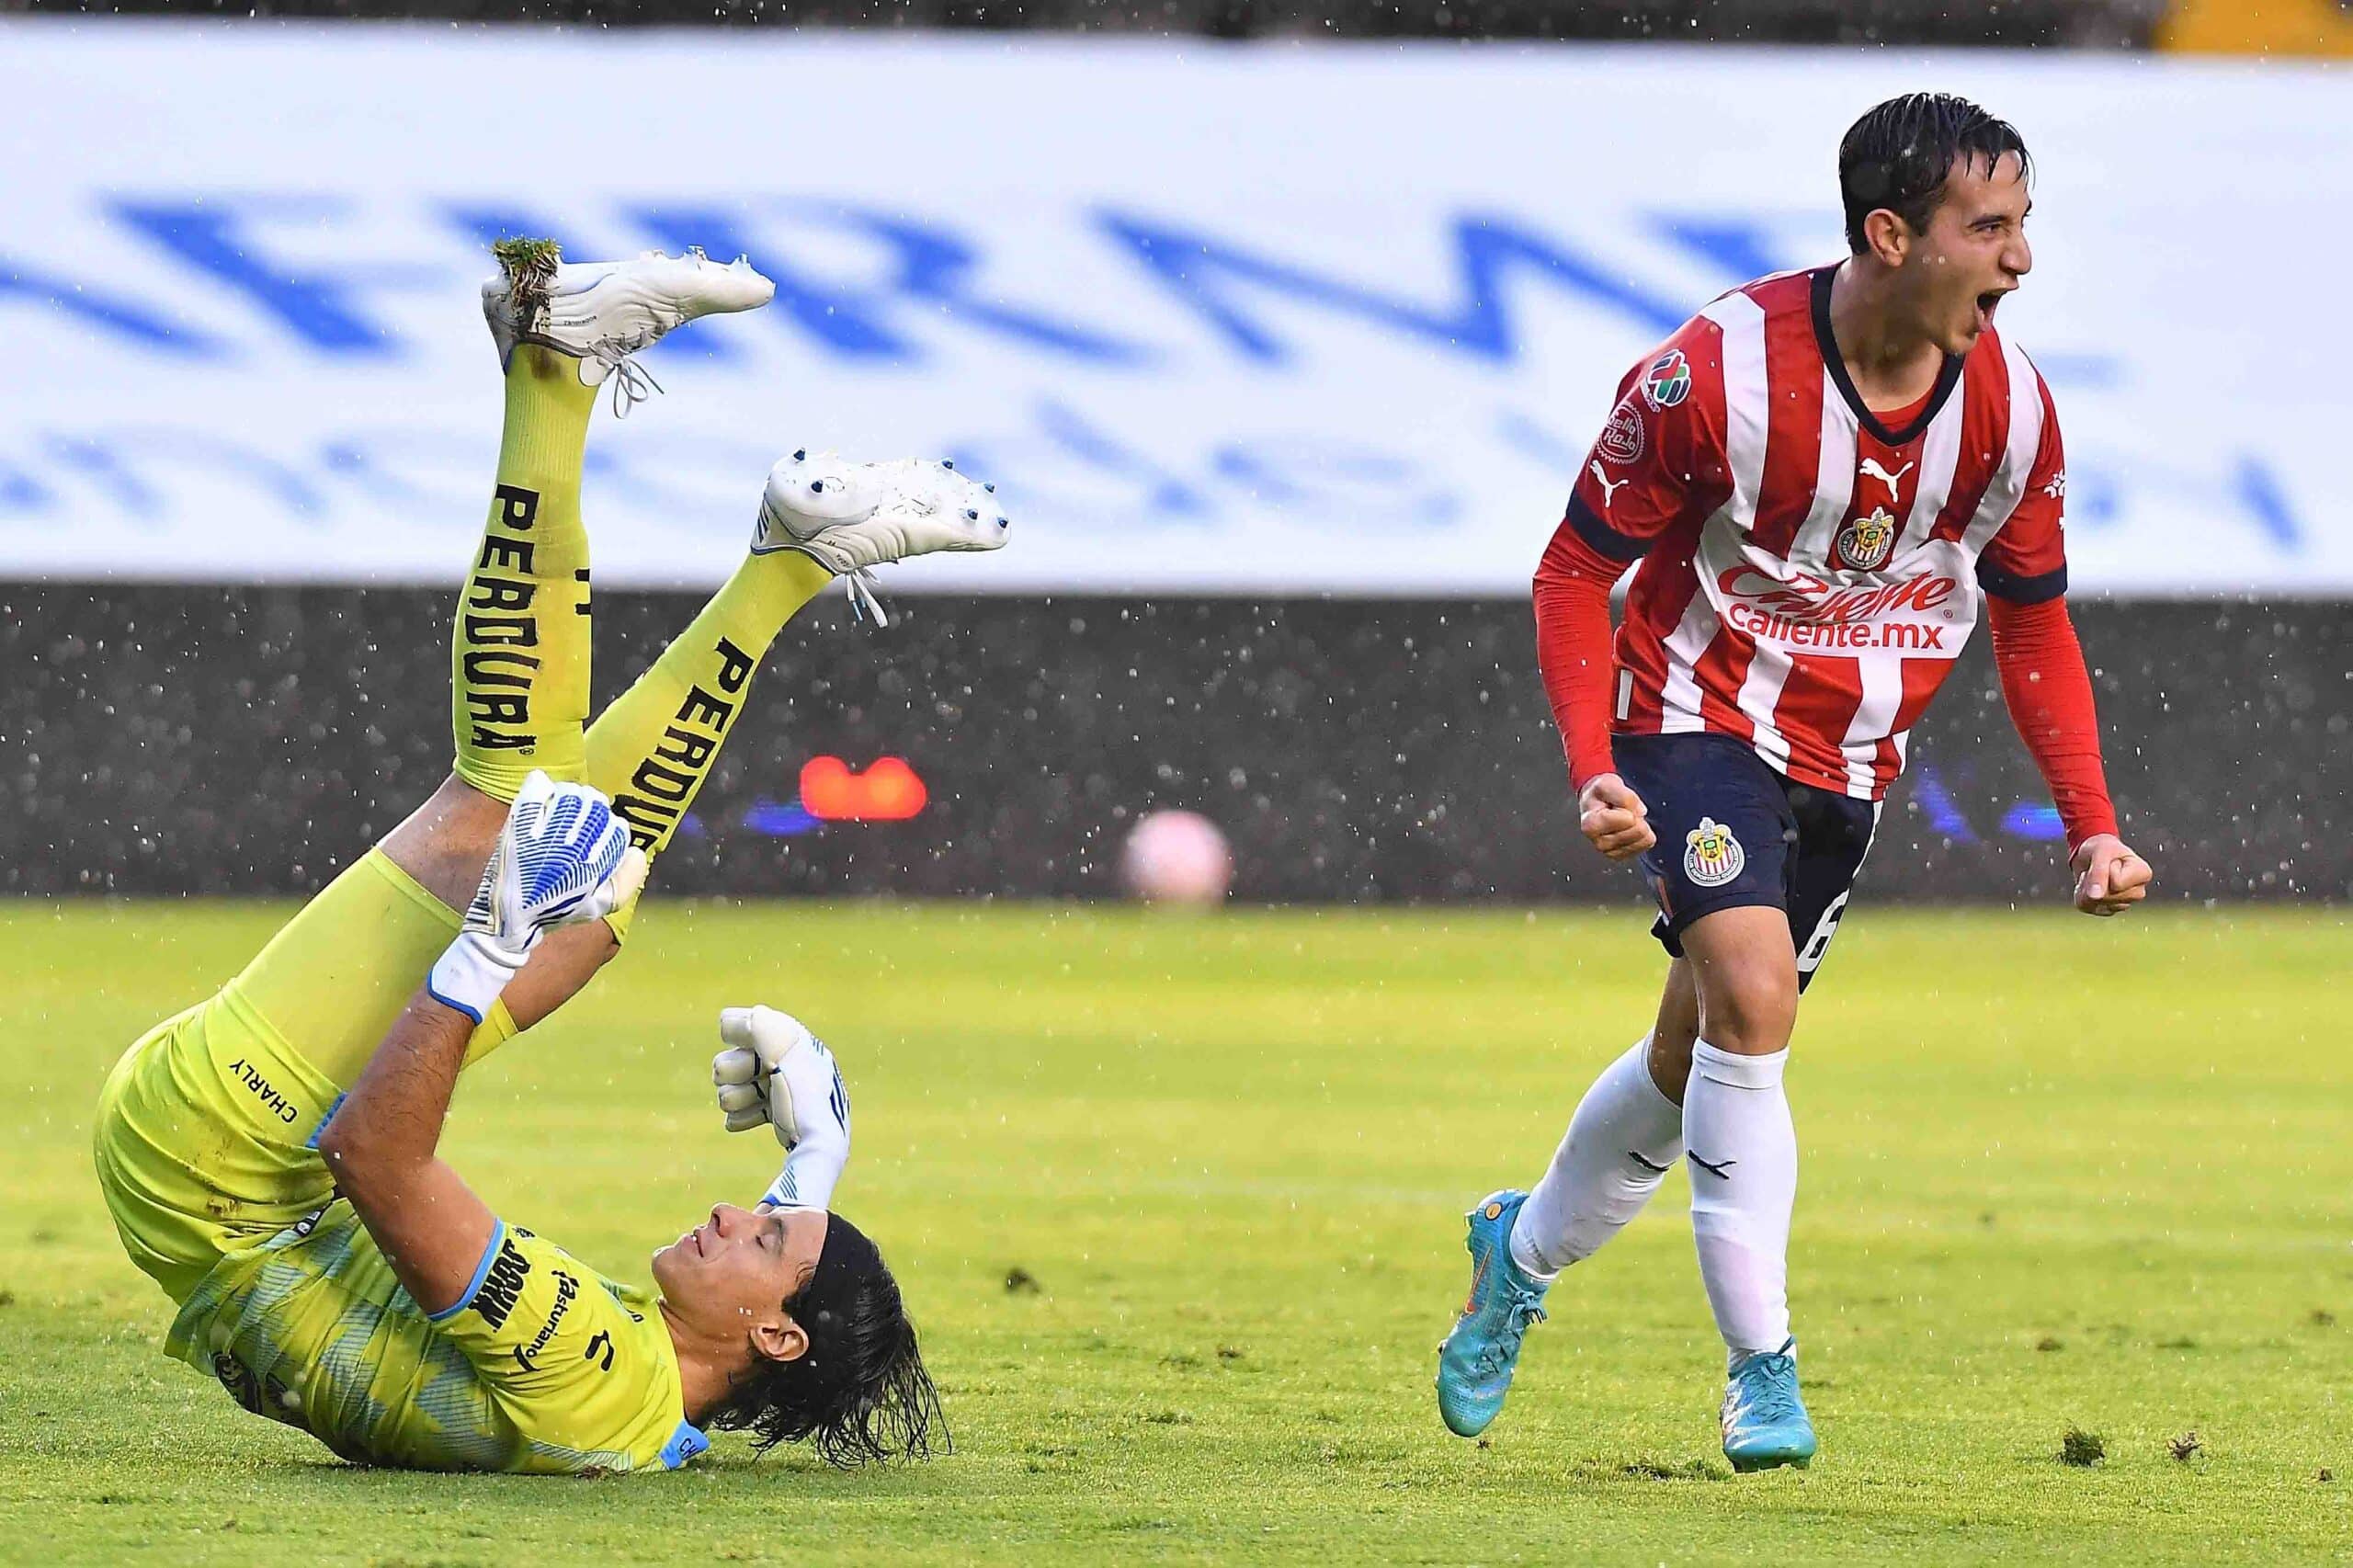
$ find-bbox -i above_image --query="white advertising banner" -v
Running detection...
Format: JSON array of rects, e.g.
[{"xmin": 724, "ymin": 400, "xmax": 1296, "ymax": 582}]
[{"xmin": 4, "ymin": 23, "xmax": 2347, "ymax": 595}]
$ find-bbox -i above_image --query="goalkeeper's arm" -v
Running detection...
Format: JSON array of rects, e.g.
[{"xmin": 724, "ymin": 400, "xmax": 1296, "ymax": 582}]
[{"xmin": 323, "ymin": 771, "xmax": 642, "ymax": 1317}]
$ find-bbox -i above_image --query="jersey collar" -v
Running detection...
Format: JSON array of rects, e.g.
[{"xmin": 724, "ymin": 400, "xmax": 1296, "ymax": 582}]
[
  {"xmin": 1810, "ymin": 265, "xmax": 1964, "ymax": 449},
  {"xmin": 660, "ymin": 1418, "xmax": 710, "ymax": 1469}
]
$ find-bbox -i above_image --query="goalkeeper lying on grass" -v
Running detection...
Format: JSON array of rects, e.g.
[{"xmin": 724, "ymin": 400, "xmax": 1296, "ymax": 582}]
[{"xmin": 91, "ymin": 243, "xmax": 1007, "ymax": 1473}]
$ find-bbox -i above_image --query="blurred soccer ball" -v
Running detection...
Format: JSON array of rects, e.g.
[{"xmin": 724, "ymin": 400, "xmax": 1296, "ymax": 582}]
[{"xmin": 1120, "ymin": 810, "xmax": 1232, "ymax": 904}]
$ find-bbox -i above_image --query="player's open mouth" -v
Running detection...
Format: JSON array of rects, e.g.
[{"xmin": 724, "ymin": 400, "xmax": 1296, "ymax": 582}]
[{"xmin": 1976, "ymin": 290, "xmax": 2006, "ymax": 328}]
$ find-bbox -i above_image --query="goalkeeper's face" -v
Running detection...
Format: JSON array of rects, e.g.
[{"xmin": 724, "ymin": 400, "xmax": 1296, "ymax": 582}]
[{"xmin": 654, "ymin": 1203, "xmax": 830, "ymax": 1360}]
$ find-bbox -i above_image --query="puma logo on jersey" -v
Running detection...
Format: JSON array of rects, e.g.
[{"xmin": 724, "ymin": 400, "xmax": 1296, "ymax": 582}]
[
  {"xmin": 1589, "ymin": 462, "xmax": 1630, "ymax": 509},
  {"xmin": 1859, "ymin": 457, "xmax": 1914, "ymax": 499}
]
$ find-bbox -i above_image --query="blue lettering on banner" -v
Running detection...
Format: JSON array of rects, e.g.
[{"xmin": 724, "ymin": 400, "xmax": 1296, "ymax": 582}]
[
  {"xmin": 1097, "ymin": 208, "xmax": 1684, "ymax": 365},
  {"xmin": 111, "ymin": 197, "xmax": 441, "ymax": 357},
  {"xmin": 0, "ymin": 167, "xmax": 2313, "ymax": 592},
  {"xmin": 0, "ymin": 251, "xmax": 222, "ymax": 356},
  {"xmin": 822, "ymin": 206, "xmax": 1151, "ymax": 365}
]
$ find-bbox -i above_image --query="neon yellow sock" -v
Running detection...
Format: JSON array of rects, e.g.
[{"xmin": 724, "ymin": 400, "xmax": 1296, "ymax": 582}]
[
  {"xmin": 450, "ymin": 344, "xmax": 597, "ymax": 800},
  {"xmin": 585, "ymin": 549, "xmax": 833, "ymax": 938}
]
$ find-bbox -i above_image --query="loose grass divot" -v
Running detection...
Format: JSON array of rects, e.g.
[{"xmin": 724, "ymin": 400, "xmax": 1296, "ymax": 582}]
[
  {"xmin": 1622, "ymin": 1459, "xmax": 1723, "ymax": 1483},
  {"xmin": 2062, "ymin": 1426, "xmax": 2107, "ymax": 1467}
]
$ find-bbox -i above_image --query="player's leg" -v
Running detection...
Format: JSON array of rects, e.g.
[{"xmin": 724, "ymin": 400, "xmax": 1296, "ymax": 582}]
[
  {"xmin": 1435, "ymin": 733, "xmax": 1785, "ymax": 1438},
  {"xmin": 1591, "ymin": 733, "xmax": 1812, "ymax": 1470},
  {"xmin": 441, "ymin": 542, "xmax": 835, "ymax": 1045},
  {"xmin": 566, "ymin": 451, "xmax": 1007, "ymax": 943},
  {"xmin": 1675, "ymin": 903, "xmax": 1801, "ymax": 1353},
  {"xmin": 449, "ymin": 460, "xmax": 1005, "ymax": 1051},
  {"xmin": 1438, "ymin": 986, "xmax": 1697, "ymax": 1440},
  {"xmin": 580, "ymin": 546, "xmax": 835, "ymax": 915},
  {"xmin": 1506, "ymin": 959, "xmax": 1697, "ymax": 1284},
  {"xmin": 446, "ymin": 272, "xmax": 600, "ymax": 806},
  {"xmin": 1679, "ymin": 784, "xmax": 1876, "ymax": 1471}
]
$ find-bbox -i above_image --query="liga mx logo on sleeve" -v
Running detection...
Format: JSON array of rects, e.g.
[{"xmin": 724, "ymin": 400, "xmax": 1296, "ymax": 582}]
[
  {"xmin": 1684, "ymin": 817, "xmax": 1745, "ymax": 888},
  {"xmin": 1836, "ymin": 506, "xmax": 1898, "ymax": 572},
  {"xmin": 1641, "ymin": 349, "xmax": 1692, "ymax": 411}
]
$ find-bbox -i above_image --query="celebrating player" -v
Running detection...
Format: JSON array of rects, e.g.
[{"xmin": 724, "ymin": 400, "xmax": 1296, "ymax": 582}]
[
  {"xmin": 92, "ymin": 243, "xmax": 1007, "ymax": 1473},
  {"xmin": 1435, "ymin": 96, "xmax": 2153, "ymax": 1470}
]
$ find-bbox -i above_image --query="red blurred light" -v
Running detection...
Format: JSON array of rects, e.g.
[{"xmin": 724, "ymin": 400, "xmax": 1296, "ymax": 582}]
[{"xmin": 799, "ymin": 756, "xmax": 928, "ymax": 822}]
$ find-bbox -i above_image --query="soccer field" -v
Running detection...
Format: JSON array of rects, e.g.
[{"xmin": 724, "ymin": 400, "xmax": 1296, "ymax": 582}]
[{"xmin": 2, "ymin": 900, "xmax": 2347, "ymax": 1564}]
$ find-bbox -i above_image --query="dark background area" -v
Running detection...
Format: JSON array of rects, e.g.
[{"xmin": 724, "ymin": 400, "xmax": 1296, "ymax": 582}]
[
  {"xmin": 6, "ymin": 584, "xmax": 2341, "ymax": 903},
  {"xmin": 0, "ymin": 0, "xmax": 2166, "ymax": 45}
]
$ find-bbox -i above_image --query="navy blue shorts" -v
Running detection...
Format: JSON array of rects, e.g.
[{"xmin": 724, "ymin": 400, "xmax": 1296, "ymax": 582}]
[{"xmin": 1611, "ymin": 731, "xmax": 1881, "ymax": 993}]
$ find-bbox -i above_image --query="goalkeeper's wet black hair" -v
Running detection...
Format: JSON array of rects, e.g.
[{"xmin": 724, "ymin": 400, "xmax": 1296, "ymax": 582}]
[
  {"xmin": 1840, "ymin": 93, "xmax": 2031, "ymax": 255},
  {"xmin": 707, "ymin": 1211, "xmax": 946, "ymax": 1467}
]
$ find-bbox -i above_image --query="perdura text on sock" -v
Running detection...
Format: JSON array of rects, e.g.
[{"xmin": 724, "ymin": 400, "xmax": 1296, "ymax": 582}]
[
  {"xmin": 609, "ymin": 636, "xmax": 756, "ymax": 848},
  {"xmin": 460, "ymin": 483, "xmax": 543, "ymax": 752}
]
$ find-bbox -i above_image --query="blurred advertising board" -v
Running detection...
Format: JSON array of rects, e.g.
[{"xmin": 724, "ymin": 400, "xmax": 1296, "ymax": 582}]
[{"xmin": 5, "ymin": 24, "xmax": 2348, "ymax": 597}]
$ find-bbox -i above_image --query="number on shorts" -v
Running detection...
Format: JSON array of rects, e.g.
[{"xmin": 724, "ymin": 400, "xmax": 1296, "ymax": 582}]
[{"xmin": 1796, "ymin": 891, "xmax": 1851, "ymax": 976}]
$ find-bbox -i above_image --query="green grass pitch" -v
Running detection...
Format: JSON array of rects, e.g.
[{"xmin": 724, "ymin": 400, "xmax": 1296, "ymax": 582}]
[{"xmin": 2, "ymin": 900, "xmax": 2347, "ymax": 1563}]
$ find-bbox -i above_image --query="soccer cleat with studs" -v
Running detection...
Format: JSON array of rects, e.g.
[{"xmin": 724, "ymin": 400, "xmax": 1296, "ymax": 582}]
[
  {"xmin": 1434, "ymin": 1189, "xmax": 1552, "ymax": 1437},
  {"xmin": 480, "ymin": 240, "xmax": 775, "ymax": 412},
  {"xmin": 1720, "ymin": 1338, "xmax": 1817, "ymax": 1472},
  {"xmin": 752, "ymin": 449, "xmax": 1009, "ymax": 624}
]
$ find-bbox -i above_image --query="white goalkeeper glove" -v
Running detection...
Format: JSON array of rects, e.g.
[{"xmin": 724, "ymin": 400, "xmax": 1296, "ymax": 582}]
[
  {"xmin": 426, "ymin": 770, "xmax": 647, "ymax": 1023},
  {"xmin": 710, "ymin": 1006, "xmax": 851, "ymax": 1210}
]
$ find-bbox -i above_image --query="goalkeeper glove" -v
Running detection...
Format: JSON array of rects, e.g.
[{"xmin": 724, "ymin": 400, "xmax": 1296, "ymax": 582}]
[
  {"xmin": 426, "ymin": 770, "xmax": 646, "ymax": 1023},
  {"xmin": 710, "ymin": 1006, "xmax": 850, "ymax": 1210}
]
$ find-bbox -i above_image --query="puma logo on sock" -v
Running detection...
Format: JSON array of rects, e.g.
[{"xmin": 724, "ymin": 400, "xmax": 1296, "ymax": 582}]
[
  {"xmin": 1628, "ymin": 1150, "xmax": 1674, "ymax": 1175},
  {"xmin": 1688, "ymin": 1153, "xmax": 1738, "ymax": 1180}
]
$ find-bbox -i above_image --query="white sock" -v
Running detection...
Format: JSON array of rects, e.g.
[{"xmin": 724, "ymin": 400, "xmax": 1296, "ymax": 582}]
[
  {"xmin": 1508, "ymin": 1038, "xmax": 1685, "ymax": 1279},
  {"xmin": 1684, "ymin": 1040, "xmax": 1796, "ymax": 1357}
]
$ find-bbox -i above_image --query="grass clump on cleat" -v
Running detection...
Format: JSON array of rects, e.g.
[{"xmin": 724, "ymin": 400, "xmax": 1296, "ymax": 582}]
[{"xmin": 490, "ymin": 235, "xmax": 563, "ymax": 329}]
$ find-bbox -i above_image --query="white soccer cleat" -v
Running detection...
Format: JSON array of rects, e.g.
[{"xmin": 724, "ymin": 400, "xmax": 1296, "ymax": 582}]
[
  {"xmin": 481, "ymin": 240, "xmax": 775, "ymax": 408},
  {"xmin": 752, "ymin": 449, "xmax": 1010, "ymax": 624}
]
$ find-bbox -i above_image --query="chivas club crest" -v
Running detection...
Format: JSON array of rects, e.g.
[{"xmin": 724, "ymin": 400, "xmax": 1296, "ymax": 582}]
[
  {"xmin": 1836, "ymin": 506, "xmax": 1898, "ymax": 572},
  {"xmin": 1684, "ymin": 817, "xmax": 1745, "ymax": 889}
]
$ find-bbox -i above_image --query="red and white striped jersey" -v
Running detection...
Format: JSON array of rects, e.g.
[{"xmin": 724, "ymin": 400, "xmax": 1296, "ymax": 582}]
[{"xmin": 1564, "ymin": 266, "xmax": 2069, "ymax": 801}]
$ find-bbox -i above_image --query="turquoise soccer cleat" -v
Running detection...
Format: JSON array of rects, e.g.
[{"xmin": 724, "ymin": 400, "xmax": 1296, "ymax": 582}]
[
  {"xmin": 1720, "ymin": 1339, "xmax": 1818, "ymax": 1471},
  {"xmin": 1435, "ymin": 1189, "xmax": 1552, "ymax": 1437}
]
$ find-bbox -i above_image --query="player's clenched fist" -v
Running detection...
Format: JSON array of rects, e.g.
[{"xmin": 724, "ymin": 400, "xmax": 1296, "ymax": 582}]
[
  {"xmin": 2071, "ymin": 834, "xmax": 2152, "ymax": 917},
  {"xmin": 1578, "ymin": 773, "xmax": 1655, "ymax": 862},
  {"xmin": 711, "ymin": 1006, "xmax": 851, "ymax": 1210}
]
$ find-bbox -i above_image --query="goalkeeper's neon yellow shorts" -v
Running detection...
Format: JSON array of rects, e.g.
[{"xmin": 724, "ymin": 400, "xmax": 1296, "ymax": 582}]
[{"xmin": 94, "ymin": 848, "xmax": 515, "ymax": 1304}]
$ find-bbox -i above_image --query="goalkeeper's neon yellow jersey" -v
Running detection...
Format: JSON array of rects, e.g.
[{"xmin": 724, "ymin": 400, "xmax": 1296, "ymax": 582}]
[{"xmin": 165, "ymin": 1203, "xmax": 710, "ymax": 1474}]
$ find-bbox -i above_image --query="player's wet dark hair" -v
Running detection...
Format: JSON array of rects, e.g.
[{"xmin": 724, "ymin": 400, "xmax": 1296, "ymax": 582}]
[
  {"xmin": 708, "ymin": 1211, "xmax": 947, "ymax": 1467},
  {"xmin": 1840, "ymin": 93, "xmax": 2030, "ymax": 255}
]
